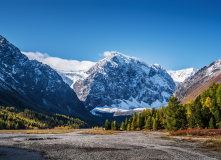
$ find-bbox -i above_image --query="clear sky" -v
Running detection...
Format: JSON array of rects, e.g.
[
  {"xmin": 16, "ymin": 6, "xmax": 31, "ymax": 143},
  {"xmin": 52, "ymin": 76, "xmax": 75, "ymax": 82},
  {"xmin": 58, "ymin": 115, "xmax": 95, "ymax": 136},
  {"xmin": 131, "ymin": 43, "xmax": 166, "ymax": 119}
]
[{"xmin": 1, "ymin": 0, "xmax": 221, "ymax": 70}]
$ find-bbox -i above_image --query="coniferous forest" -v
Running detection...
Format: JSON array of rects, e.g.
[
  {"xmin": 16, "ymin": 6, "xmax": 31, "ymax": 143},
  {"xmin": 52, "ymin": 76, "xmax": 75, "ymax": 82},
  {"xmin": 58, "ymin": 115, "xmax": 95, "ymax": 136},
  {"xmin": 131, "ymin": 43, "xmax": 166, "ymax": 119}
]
[
  {"xmin": 2, "ymin": 83, "xmax": 221, "ymax": 131},
  {"xmin": 0, "ymin": 106, "xmax": 87, "ymax": 129},
  {"xmin": 105, "ymin": 83, "xmax": 221, "ymax": 131}
]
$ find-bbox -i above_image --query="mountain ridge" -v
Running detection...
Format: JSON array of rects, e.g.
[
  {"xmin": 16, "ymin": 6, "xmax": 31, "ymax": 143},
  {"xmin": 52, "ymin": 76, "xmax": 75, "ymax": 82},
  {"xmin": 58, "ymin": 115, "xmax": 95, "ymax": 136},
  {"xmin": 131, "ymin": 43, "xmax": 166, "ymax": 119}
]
[
  {"xmin": 174, "ymin": 58, "xmax": 221, "ymax": 104},
  {"xmin": 0, "ymin": 35, "xmax": 90, "ymax": 119}
]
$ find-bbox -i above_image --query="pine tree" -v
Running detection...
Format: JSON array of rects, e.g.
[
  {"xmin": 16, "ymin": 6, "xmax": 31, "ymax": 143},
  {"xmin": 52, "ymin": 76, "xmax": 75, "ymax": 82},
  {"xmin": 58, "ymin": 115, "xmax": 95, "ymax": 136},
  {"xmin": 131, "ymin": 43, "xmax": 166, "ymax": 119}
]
[
  {"xmin": 121, "ymin": 122, "xmax": 125, "ymax": 131},
  {"xmin": 146, "ymin": 116, "xmax": 152, "ymax": 130},
  {"xmin": 188, "ymin": 114, "xmax": 195, "ymax": 128},
  {"xmin": 136, "ymin": 114, "xmax": 143, "ymax": 130},
  {"xmin": 113, "ymin": 121, "xmax": 117, "ymax": 130},
  {"xmin": 214, "ymin": 110, "xmax": 220, "ymax": 126},
  {"xmin": 165, "ymin": 96, "xmax": 187, "ymax": 131},
  {"xmin": 151, "ymin": 107, "xmax": 156, "ymax": 118},
  {"xmin": 125, "ymin": 118, "xmax": 128, "ymax": 130},
  {"xmin": 209, "ymin": 117, "xmax": 215, "ymax": 129},
  {"xmin": 217, "ymin": 85, "xmax": 221, "ymax": 108},
  {"xmin": 105, "ymin": 119, "xmax": 111, "ymax": 130},
  {"xmin": 152, "ymin": 118, "xmax": 157, "ymax": 130},
  {"xmin": 127, "ymin": 123, "xmax": 131, "ymax": 131},
  {"xmin": 131, "ymin": 120, "xmax": 136, "ymax": 130},
  {"xmin": 115, "ymin": 83, "xmax": 221, "ymax": 131},
  {"xmin": 111, "ymin": 121, "xmax": 114, "ymax": 130}
]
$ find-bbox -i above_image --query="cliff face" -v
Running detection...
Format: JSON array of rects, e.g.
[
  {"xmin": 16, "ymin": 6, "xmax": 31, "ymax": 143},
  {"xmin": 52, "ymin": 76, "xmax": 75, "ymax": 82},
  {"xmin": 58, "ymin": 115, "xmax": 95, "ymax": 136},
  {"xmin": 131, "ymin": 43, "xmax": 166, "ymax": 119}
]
[{"xmin": 0, "ymin": 35, "xmax": 89, "ymax": 118}]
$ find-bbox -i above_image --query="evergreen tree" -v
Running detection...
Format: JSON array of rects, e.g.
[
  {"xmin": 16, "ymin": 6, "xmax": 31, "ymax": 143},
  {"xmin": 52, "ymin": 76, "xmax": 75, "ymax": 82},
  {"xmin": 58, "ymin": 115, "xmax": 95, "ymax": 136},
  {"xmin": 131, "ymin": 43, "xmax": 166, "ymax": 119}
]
[
  {"xmin": 146, "ymin": 116, "xmax": 152, "ymax": 130},
  {"xmin": 105, "ymin": 119, "xmax": 111, "ymax": 130},
  {"xmin": 217, "ymin": 85, "xmax": 221, "ymax": 108},
  {"xmin": 125, "ymin": 118, "xmax": 128, "ymax": 130},
  {"xmin": 111, "ymin": 121, "xmax": 114, "ymax": 130},
  {"xmin": 136, "ymin": 114, "xmax": 143, "ymax": 130},
  {"xmin": 152, "ymin": 118, "xmax": 157, "ymax": 130},
  {"xmin": 214, "ymin": 110, "xmax": 220, "ymax": 127},
  {"xmin": 201, "ymin": 105, "xmax": 212, "ymax": 128},
  {"xmin": 113, "ymin": 83, "xmax": 221, "ymax": 131},
  {"xmin": 151, "ymin": 107, "xmax": 156, "ymax": 118},
  {"xmin": 121, "ymin": 122, "xmax": 125, "ymax": 131},
  {"xmin": 209, "ymin": 117, "xmax": 215, "ymax": 129},
  {"xmin": 188, "ymin": 114, "xmax": 195, "ymax": 128},
  {"xmin": 165, "ymin": 96, "xmax": 187, "ymax": 131},
  {"xmin": 112, "ymin": 121, "xmax": 117, "ymax": 130},
  {"xmin": 131, "ymin": 120, "xmax": 136, "ymax": 130},
  {"xmin": 127, "ymin": 123, "xmax": 131, "ymax": 131}
]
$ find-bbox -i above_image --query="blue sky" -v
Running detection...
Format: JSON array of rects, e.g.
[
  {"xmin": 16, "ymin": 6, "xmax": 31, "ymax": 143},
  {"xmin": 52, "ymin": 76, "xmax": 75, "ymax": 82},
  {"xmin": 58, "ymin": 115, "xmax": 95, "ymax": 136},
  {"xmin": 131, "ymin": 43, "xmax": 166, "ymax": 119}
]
[{"xmin": 1, "ymin": 0, "xmax": 221, "ymax": 70}]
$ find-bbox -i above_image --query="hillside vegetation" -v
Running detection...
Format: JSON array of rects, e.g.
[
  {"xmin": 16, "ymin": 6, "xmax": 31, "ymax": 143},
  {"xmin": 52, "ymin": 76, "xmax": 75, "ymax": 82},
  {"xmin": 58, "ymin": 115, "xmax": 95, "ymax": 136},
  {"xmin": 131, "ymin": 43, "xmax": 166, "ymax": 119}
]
[{"xmin": 0, "ymin": 106, "xmax": 87, "ymax": 129}]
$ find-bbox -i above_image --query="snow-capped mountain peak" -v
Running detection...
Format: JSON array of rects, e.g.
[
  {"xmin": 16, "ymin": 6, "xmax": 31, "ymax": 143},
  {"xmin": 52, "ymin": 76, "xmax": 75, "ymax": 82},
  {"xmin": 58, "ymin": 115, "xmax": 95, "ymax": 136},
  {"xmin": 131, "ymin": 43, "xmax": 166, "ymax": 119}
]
[
  {"xmin": 74, "ymin": 53, "xmax": 176, "ymax": 116},
  {"xmin": 98, "ymin": 52, "xmax": 137, "ymax": 67},
  {"xmin": 167, "ymin": 68, "xmax": 198, "ymax": 85}
]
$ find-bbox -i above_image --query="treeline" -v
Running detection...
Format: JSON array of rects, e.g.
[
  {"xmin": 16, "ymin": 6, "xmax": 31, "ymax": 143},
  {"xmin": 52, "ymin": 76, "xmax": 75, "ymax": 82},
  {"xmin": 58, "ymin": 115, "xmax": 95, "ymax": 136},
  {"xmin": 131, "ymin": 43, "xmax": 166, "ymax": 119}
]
[
  {"xmin": 105, "ymin": 83, "xmax": 221, "ymax": 131},
  {"xmin": 0, "ymin": 106, "xmax": 88, "ymax": 129}
]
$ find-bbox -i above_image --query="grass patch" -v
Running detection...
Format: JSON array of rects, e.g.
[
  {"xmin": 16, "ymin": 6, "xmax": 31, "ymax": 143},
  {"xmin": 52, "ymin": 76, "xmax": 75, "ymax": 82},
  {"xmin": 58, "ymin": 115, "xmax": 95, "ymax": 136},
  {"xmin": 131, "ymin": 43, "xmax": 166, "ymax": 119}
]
[
  {"xmin": 170, "ymin": 129, "xmax": 221, "ymax": 137},
  {"xmin": 81, "ymin": 130, "xmax": 121, "ymax": 135},
  {"xmin": 203, "ymin": 139, "xmax": 221, "ymax": 152},
  {"xmin": 0, "ymin": 130, "xmax": 27, "ymax": 134},
  {"xmin": 26, "ymin": 129, "xmax": 78, "ymax": 134},
  {"xmin": 158, "ymin": 136, "xmax": 172, "ymax": 140},
  {"xmin": 0, "ymin": 129, "xmax": 79, "ymax": 134},
  {"xmin": 143, "ymin": 129, "xmax": 166, "ymax": 135},
  {"xmin": 156, "ymin": 136, "xmax": 199, "ymax": 143}
]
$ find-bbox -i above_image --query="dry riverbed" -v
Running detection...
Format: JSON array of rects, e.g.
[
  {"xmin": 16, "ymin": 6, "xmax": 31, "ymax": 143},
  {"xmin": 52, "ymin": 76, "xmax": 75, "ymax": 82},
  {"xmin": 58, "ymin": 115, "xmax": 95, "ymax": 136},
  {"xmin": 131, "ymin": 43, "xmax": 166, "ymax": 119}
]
[{"xmin": 0, "ymin": 131, "xmax": 221, "ymax": 160}]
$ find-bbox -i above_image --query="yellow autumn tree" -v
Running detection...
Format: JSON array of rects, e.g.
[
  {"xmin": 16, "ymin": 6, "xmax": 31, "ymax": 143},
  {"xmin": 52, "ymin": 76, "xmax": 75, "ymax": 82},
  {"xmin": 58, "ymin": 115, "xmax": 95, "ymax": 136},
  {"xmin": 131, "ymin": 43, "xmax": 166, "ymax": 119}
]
[
  {"xmin": 204, "ymin": 97, "xmax": 216, "ymax": 113},
  {"xmin": 186, "ymin": 100, "xmax": 194, "ymax": 118}
]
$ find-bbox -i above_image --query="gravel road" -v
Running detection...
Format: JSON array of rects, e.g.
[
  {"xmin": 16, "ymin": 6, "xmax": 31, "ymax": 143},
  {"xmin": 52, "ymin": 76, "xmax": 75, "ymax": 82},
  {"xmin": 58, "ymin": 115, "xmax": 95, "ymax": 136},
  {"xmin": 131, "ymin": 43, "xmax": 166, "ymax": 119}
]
[{"xmin": 0, "ymin": 131, "xmax": 220, "ymax": 160}]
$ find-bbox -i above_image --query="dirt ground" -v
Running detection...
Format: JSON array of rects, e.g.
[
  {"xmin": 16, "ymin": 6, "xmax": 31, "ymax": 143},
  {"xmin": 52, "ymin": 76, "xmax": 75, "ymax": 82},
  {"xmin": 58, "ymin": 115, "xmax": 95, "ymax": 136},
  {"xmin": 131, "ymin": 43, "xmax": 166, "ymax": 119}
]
[{"xmin": 0, "ymin": 131, "xmax": 221, "ymax": 160}]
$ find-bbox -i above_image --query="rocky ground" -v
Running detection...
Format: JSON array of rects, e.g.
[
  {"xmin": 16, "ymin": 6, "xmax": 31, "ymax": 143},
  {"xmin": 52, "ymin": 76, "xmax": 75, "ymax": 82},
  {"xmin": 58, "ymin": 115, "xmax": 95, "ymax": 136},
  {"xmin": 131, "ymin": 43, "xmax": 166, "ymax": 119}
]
[{"xmin": 0, "ymin": 131, "xmax": 220, "ymax": 160}]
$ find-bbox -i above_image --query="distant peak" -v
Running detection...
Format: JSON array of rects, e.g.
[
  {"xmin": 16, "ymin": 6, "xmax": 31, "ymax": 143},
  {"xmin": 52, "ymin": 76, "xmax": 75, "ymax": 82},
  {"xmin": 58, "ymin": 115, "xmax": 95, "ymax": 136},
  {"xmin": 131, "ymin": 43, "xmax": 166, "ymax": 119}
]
[
  {"xmin": 168, "ymin": 67, "xmax": 198, "ymax": 73},
  {"xmin": 0, "ymin": 35, "xmax": 6, "ymax": 44},
  {"xmin": 104, "ymin": 51, "xmax": 136, "ymax": 62},
  {"xmin": 106, "ymin": 51, "xmax": 129, "ymax": 58},
  {"xmin": 0, "ymin": 35, "xmax": 12, "ymax": 48},
  {"xmin": 167, "ymin": 67, "xmax": 198, "ymax": 84},
  {"xmin": 152, "ymin": 64, "xmax": 161, "ymax": 67},
  {"xmin": 151, "ymin": 64, "xmax": 164, "ymax": 70}
]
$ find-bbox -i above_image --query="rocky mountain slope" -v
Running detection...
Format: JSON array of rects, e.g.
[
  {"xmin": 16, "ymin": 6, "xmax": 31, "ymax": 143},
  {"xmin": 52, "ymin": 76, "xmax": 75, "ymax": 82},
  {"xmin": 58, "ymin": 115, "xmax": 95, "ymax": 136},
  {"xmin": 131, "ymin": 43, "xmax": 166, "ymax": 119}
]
[
  {"xmin": 0, "ymin": 35, "xmax": 90, "ymax": 118},
  {"xmin": 74, "ymin": 52, "xmax": 176, "ymax": 116},
  {"xmin": 21, "ymin": 51, "xmax": 95, "ymax": 89},
  {"xmin": 167, "ymin": 68, "xmax": 198, "ymax": 85},
  {"xmin": 174, "ymin": 58, "xmax": 221, "ymax": 104}
]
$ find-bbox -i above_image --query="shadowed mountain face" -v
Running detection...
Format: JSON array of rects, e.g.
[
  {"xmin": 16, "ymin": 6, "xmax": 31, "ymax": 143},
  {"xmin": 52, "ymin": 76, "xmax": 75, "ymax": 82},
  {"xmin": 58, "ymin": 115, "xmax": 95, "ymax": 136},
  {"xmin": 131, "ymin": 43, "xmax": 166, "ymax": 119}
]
[
  {"xmin": 74, "ymin": 52, "xmax": 176, "ymax": 116},
  {"xmin": 0, "ymin": 35, "xmax": 90, "ymax": 118},
  {"xmin": 174, "ymin": 58, "xmax": 221, "ymax": 104}
]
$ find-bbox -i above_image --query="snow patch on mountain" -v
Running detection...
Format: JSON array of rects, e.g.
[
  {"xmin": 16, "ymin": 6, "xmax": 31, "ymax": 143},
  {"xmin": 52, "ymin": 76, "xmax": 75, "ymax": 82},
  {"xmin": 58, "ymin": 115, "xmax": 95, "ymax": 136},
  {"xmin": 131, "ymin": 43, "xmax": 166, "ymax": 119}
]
[
  {"xmin": 22, "ymin": 51, "xmax": 96, "ymax": 86},
  {"xmin": 167, "ymin": 68, "xmax": 198, "ymax": 85},
  {"xmin": 206, "ymin": 58, "xmax": 221, "ymax": 76},
  {"xmin": 90, "ymin": 98, "xmax": 168, "ymax": 116}
]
